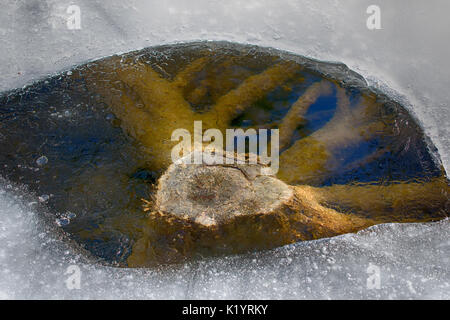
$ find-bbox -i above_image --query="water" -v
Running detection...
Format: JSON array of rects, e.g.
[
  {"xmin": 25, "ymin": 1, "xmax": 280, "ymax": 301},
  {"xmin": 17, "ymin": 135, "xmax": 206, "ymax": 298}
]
[{"xmin": 0, "ymin": 42, "xmax": 446, "ymax": 266}]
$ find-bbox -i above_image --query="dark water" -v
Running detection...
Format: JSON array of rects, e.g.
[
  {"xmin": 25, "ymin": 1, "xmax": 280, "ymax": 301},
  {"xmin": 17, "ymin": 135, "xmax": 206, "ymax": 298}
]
[{"xmin": 0, "ymin": 41, "xmax": 444, "ymax": 265}]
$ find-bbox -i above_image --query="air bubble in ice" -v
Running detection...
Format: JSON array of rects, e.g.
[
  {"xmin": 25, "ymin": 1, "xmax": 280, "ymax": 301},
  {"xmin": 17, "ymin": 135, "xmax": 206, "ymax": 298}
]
[
  {"xmin": 36, "ymin": 155, "xmax": 48, "ymax": 166},
  {"xmin": 55, "ymin": 212, "xmax": 76, "ymax": 227},
  {"xmin": 55, "ymin": 217, "xmax": 70, "ymax": 227},
  {"xmin": 66, "ymin": 212, "xmax": 76, "ymax": 219},
  {"xmin": 38, "ymin": 194, "xmax": 49, "ymax": 202}
]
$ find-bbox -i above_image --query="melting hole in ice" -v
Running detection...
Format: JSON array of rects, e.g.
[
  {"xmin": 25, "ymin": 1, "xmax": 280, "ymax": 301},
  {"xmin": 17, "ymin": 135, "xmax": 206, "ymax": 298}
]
[{"xmin": 0, "ymin": 41, "xmax": 447, "ymax": 268}]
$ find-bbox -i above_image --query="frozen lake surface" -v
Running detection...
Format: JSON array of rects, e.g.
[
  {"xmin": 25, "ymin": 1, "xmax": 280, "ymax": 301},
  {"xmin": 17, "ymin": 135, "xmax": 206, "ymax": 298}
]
[{"xmin": 0, "ymin": 0, "xmax": 449, "ymax": 299}]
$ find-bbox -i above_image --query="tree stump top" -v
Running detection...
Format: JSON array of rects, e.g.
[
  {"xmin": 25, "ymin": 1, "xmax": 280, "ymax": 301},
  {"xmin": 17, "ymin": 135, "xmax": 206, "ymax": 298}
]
[{"xmin": 155, "ymin": 151, "xmax": 293, "ymax": 226}]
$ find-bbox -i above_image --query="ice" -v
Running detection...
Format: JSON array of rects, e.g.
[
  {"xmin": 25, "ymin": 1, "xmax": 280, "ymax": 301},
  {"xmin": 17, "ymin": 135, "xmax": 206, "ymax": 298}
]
[
  {"xmin": 0, "ymin": 183, "xmax": 448, "ymax": 299},
  {"xmin": 0, "ymin": 0, "xmax": 449, "ymax": 299}
]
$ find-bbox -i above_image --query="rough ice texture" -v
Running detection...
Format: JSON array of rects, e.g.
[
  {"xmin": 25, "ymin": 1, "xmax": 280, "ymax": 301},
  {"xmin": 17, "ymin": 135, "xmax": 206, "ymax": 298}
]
[
  {"xmin": 0, "ymin": 185, "xmax": 448, "ymax": 299},
  {"xmin": 0, "ymin": 0, "xmax": 449, "ymax": 299}
]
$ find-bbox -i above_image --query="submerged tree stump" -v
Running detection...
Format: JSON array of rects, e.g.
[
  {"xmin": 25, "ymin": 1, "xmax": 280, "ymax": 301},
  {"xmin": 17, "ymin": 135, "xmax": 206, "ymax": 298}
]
[
  {"xmin": 128, "ymin": 151, "xmax": 376, "ymax": 267},
  {"xmin": 156, "ymin": 151, "xmax": 293, "ymax": 227},
  {"xmin": 128, "ymin": 149, "xmax": 448, "ymax": 267}
]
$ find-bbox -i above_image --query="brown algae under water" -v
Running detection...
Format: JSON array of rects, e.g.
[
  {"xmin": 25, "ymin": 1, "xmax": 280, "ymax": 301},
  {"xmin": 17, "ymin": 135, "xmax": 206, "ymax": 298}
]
[{"xmin": 0, "ymin": 42, "xmax": 448, "ymax": 267}]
